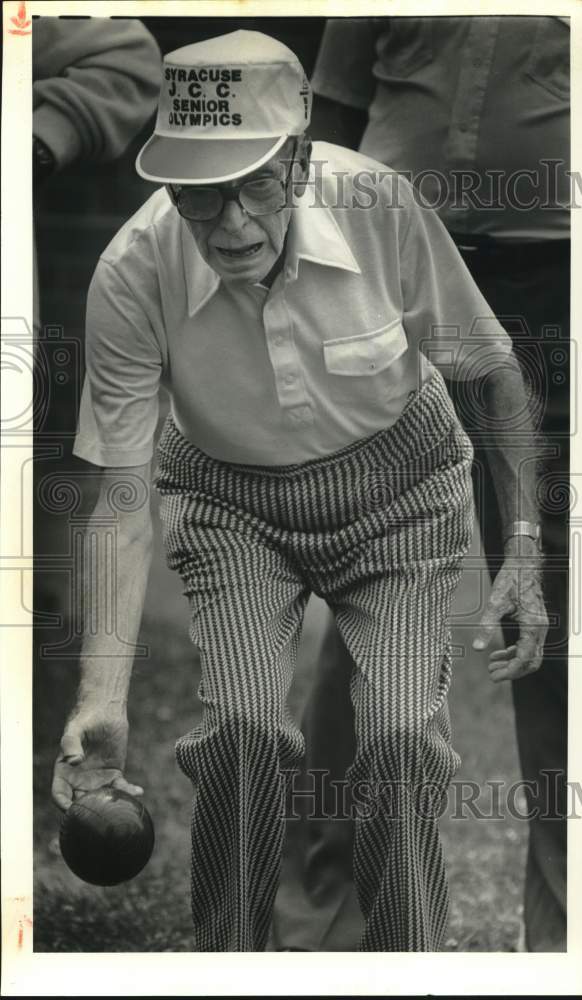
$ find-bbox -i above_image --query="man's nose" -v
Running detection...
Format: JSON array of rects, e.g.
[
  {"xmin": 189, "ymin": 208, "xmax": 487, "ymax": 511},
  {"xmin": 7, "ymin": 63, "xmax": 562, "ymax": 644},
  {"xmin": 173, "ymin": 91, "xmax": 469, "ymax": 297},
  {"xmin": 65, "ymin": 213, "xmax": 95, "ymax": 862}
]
[{"xmin": 219, "ymin": 197, "xmax": 248, "ymax": 233}]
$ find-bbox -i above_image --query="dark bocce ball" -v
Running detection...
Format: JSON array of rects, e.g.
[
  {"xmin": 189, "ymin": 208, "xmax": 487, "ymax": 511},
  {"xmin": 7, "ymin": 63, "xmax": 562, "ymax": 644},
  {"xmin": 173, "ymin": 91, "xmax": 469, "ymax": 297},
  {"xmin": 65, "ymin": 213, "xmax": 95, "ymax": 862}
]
[{"xmin": 60, "ymin": 787, "xmax": 155, "ymax": 886}]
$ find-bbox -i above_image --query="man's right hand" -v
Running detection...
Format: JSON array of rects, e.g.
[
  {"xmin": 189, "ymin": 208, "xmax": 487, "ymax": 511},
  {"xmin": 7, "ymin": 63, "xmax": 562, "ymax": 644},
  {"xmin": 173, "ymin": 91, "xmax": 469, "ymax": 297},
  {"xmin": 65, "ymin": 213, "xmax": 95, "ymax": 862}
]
[{"xmin": 51, "ymin": 706, "xmax": 143, "ymax": 812}]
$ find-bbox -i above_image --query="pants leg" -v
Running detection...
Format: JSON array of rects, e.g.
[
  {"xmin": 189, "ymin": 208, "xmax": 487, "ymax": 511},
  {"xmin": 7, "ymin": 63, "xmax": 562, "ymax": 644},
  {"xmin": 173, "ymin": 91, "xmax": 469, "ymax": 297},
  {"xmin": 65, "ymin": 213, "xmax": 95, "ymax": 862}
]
[
  {"xmin": 330, "ymin": 561, "xmax": 463, "ymax": 952},
  {"xmin": 308, "ymin": 385, "xmax": 473, "ymax": 951},
  {"xmin": 271, "ymin": 596, "xmax": 362, "ymax": 951},
  {"xmin": 161, "ymin": 494, "xmax": 309, "ymax": 951}
]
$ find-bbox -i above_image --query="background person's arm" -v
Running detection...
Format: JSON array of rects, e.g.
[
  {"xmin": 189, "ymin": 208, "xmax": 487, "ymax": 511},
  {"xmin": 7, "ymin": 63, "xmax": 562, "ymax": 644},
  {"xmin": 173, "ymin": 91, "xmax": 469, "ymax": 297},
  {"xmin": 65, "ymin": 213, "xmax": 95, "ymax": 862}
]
[
  {"xmin": 51, "ymin": 462, "xmax": 154, "ymax": 811},
  {"xmin": 310, "ymin": 18, "xmax": 378, "ymax": 148},
  {"xmin": 32, "ymin": 17, "xmax": 161, "ymax": 172}
]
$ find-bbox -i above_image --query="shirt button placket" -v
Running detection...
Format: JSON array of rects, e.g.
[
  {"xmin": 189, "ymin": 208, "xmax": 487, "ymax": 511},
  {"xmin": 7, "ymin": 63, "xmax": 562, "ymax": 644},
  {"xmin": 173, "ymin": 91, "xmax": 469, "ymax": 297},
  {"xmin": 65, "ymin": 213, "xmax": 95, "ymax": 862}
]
[
  {"xmin": 447, "ymin": 18, "xmax": 499, "ymax": 164},
  {"xmin": 264, "ymin": 293, "xmax": 309, "ymax": 414}
]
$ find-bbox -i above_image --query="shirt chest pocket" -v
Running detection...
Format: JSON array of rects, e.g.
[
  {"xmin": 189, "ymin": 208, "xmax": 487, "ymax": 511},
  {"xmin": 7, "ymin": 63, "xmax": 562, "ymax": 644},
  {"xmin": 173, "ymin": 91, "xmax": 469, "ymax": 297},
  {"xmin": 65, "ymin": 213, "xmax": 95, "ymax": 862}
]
[
  {"xmin": 524, "ymin": 17, "xmax": 569, "ymax": 100},
  {"xmin": 323, "ymin": 321, "xmax": 408, "ymax": 377}
]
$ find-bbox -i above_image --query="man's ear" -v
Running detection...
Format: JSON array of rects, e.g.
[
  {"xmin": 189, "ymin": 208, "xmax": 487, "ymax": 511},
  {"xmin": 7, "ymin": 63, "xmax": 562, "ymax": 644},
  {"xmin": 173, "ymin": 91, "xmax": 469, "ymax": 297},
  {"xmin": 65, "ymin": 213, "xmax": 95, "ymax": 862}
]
[{"xmin": 293, "ymin": 134, "xmax": 312, "ymax": 199}]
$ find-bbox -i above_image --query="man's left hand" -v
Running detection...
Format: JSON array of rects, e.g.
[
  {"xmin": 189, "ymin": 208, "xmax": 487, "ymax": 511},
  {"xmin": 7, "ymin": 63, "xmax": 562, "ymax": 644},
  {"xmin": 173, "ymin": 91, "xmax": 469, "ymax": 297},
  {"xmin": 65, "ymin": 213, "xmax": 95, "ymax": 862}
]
[{"xmin": 472, "ymin": 549, "xmax": 548, "ymax": 683}]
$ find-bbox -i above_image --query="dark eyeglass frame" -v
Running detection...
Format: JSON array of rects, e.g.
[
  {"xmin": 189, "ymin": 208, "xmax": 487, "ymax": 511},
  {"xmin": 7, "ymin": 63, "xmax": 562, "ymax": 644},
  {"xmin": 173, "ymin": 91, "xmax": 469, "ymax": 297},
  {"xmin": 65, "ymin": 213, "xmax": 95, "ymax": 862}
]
[{"xmin": 169, "ymin": 139, "xmax": 298, "ymax": 222}]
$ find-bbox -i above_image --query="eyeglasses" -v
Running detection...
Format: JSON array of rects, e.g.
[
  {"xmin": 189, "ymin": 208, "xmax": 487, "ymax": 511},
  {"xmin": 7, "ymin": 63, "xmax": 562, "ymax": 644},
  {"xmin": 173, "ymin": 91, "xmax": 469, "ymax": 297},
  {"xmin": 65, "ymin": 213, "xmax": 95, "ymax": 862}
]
[{"xmin": 169, "ymin": 141, "xmax": 298, "ymax": 222}]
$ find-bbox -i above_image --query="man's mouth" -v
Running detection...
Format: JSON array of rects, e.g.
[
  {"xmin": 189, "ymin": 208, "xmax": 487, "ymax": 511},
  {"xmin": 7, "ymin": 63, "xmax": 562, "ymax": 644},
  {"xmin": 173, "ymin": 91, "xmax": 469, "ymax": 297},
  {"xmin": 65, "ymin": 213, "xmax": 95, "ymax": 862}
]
[{"xmin": 215, "ymin": 242, "xmax": 263, "ymax": 259}]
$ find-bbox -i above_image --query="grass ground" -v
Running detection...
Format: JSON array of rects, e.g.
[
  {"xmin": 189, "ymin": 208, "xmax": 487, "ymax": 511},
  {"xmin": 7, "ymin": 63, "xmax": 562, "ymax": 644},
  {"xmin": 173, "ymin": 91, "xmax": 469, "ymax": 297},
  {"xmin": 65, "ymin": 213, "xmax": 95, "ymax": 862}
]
[{"xmin": 33, "ymin": 510, "xmax": 527, "ymax": 953}]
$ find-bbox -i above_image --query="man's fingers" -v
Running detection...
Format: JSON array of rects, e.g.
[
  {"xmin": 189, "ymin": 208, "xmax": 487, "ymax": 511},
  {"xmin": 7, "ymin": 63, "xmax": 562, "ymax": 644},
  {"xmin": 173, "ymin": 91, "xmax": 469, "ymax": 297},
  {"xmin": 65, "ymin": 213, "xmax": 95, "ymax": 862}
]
[
  {"xmin": 488, "ymin": 626, "xmax": 545, "ymax": 683},
  {"xmin": 489, "ymin": 645, "xmax": 517, "ymax": 663},
  {"xmin": 60, "ymin": 725, "xmax": 85, "ymax": 765},
  {"xmin": 51, "ymin": 772, "xmax": 74, "ymax": 812},
  {"xmin": 473, "ymin": 595, "xmax": 515, "ymax": 651},
  {"xmin": 489, "ymin": 652, "xmax": 543, "ymax": 684},
  {"xmin": 472, "ymin": 616, "xmax": 499, "ymax": 651},
  {"xmin": 112, "ymin": 775, "xmax": 144, "ymax": 797},
  {"xmin": 475, "ymin": 563, "xmax": 548, "ymax": 682},
  {"xmin": 489, "ymin": 662, "xmax": 517, "ymax": 683},
  {"xmin": 516, "ymin": 626, "xmax": 543, "ymax": 659},
  {"xmin": 52, "ymin": 770, "xmax": 142, "ymax": 811}
]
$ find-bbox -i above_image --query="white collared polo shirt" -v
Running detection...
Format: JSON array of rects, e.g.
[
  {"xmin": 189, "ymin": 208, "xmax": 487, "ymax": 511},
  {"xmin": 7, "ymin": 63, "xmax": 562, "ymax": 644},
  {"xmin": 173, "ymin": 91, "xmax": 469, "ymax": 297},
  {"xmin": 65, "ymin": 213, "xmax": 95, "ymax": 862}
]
[{"xmin": 73, "ymin": 141, "xmax": 512, "ymax": 468}]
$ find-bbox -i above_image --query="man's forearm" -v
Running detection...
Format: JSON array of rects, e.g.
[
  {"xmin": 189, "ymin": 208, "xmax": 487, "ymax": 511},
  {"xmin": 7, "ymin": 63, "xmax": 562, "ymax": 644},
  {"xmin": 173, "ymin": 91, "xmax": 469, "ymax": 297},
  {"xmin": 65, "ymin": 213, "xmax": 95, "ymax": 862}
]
[
  {"xmin": 481, "ymin": 355, "xmax": 541, "ymax": 547},
  {"xmin": 77, "ymin": 506, "xmax": 153, "ymax": 709}
]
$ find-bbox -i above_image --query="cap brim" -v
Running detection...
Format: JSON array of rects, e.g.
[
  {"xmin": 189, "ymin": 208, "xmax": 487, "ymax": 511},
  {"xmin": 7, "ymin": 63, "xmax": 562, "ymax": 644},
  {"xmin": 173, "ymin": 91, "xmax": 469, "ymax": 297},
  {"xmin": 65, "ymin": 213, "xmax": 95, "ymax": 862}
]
[{"xmin": 135, "ymin": 133, "xmax": 288, "ymax": 185}]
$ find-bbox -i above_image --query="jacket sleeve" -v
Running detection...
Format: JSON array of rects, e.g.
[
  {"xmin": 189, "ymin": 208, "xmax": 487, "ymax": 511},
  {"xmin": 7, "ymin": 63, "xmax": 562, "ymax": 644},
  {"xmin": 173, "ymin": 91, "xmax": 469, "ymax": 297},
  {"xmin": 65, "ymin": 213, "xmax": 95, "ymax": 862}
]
[
  {"xmin": 311, "ymin": 18, "xmax": 380, "ymax": 109},
  {"xmin": 32, "ymin": 17, "xmax": 161, "ymax": 169}
]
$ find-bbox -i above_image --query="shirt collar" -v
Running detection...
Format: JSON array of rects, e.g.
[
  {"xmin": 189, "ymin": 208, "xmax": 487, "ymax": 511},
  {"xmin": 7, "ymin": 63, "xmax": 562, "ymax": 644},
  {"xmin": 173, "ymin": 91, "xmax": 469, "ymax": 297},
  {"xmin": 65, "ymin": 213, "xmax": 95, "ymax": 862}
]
[
  {"xmin": 284, "ymin": 193, "xmax": 362, "ymax": 282},
  {"xmin": 181, "ymin": 220, "xmax": 221, "ymax": 319},
  {"xmin": 181, "ymin": 191, "xmax": 362, "ymax": 318}
]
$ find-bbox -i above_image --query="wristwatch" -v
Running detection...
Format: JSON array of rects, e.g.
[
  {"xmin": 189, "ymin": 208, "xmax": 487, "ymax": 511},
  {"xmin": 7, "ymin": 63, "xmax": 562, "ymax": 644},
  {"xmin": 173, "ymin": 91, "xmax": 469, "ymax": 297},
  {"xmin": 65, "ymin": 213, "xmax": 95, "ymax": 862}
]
[{"xmin": 504, "ymin": 520, "xmax": 542, "ymax": 550}]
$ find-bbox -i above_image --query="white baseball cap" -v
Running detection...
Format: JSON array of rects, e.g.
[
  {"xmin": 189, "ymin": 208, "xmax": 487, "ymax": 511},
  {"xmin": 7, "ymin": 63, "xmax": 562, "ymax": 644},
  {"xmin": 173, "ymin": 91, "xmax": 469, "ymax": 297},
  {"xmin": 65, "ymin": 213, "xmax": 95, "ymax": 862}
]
[{"xmin": 136, "ymin": 30, "xmax": 312, "ymax": 185}]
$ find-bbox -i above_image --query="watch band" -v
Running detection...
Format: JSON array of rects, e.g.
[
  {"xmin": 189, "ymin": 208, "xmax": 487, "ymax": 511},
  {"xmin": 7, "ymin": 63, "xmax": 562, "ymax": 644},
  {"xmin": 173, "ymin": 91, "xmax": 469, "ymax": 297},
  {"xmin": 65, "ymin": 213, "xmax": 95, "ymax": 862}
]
[{"xmin": 504, "ymin": 520, "xmax": 542, "ymax": 548}]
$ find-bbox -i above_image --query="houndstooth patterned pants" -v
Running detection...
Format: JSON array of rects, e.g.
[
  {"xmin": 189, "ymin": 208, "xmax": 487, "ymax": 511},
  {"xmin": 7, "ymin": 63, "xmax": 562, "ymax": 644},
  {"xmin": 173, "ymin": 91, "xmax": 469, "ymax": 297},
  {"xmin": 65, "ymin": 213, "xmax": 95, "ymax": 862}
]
[{"xmin": 154, "ymin": 369, "xmax": 474, "ymax": 952}]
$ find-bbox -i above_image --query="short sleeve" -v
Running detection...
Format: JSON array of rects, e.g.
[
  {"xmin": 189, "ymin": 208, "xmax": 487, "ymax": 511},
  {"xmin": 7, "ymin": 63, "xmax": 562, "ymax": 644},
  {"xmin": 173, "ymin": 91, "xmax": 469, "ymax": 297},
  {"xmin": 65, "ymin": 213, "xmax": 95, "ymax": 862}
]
[
  {"xmin": 73, "ymin": 259, "xmax": 163, "ymax": 467},
  {"xmin": 311, "ymin": 19, "xmax": 380, "ymax": 110},
  {"xmin": 398, "ymin": 182, "xmax": 513, "ymax": 381}
]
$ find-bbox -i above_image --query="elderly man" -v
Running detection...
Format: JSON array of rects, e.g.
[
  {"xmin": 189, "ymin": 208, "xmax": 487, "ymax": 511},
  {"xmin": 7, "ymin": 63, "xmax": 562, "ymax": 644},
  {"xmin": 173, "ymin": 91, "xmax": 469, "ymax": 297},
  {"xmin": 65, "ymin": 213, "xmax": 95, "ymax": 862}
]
[{"xmin": 51, "ymin": 31, "xmax": 546, "ymax": 953}]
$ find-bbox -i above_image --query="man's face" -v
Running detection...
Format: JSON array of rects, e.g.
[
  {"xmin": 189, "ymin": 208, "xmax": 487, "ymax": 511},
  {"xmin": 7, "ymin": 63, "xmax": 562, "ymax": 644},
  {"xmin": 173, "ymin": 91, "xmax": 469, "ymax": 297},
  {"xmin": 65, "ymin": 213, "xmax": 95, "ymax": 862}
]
[{"xmin": 174, "ymin": 138, "xmax": 309, "ymax": 285}]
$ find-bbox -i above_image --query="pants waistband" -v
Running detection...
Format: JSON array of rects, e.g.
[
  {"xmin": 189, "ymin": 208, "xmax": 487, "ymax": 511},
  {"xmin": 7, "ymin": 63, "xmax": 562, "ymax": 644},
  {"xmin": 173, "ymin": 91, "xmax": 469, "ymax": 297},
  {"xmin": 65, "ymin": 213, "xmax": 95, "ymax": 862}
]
[{"xmin": 155, "ymin": 368, "xmax": 462, "ymax": 492}]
